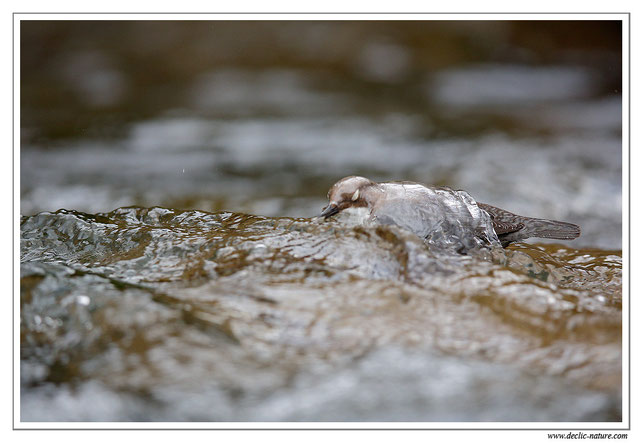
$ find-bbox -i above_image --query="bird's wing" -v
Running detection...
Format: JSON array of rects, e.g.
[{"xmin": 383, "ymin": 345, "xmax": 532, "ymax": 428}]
[{"xmin": 477, "ymin": 203, "xmax": 525, "ymax": 235}]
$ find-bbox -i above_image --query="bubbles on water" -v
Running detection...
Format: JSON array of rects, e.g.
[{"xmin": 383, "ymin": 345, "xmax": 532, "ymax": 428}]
[
  {"xmin": 55, "ymin": 50, "xmax": 129, "ymax": 108},
  {"xmin": 189, "ymin": 68, "xmax": 346, "ymax": 115},
  {"xmin": 128, "ymin": 117, "xmax": 214, "ymax": 152},
  {"xmin": 354, "ymin": 41, "xmax": 411, "ymax": 83},
  {"xmin": 429, "ymin": 64, "xmax": 596, "ymax": 107},
  {"xmin": 76, "ymin": 295, "xmax": 91, "ymax": 306}
]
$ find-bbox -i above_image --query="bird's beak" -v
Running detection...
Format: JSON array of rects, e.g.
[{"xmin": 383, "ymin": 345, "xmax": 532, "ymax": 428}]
[{"xmin": 319, "ymin": 203, "xmax": 339, "ymax": 219}]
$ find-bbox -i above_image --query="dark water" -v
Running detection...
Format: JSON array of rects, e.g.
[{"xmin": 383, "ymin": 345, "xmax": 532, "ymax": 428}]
[{"xmin": 20, "ymin": 20, "xmax": 623, "ymax": 422}]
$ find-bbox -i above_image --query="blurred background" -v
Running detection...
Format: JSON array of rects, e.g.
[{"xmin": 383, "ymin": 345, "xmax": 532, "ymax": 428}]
[{"xmin": 21, "ymin": 20, "xmax": 623, "ymax": 249}]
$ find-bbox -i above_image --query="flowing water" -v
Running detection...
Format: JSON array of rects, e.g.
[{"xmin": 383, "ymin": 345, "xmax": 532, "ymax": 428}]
[
  {"xmin": 20, "ymin": 207, "xmax": 622, "ymax": 421},
  {"xmin": 20, "ymin": 21, "xmax": 623, "ymax": 422}
]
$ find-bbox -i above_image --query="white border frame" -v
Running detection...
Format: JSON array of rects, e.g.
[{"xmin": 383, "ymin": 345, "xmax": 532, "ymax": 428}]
[{"xmin": 13, "ymin": 12, "xmax": 630, "ymax": 432}]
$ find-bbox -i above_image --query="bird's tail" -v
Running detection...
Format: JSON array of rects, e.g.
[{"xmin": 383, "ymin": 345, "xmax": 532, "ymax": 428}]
[{"xmin": 523, "ymin": 218, "xmax": 581, "ymax": 240}]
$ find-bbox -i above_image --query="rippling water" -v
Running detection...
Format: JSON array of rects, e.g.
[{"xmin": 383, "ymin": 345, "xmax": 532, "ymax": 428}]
[
  {"xmin": 20, "ymin": 20, "xmax": 622, "ymax": 422},
  {"xmin": 20, "ymin": 207, "xmax": 621, "ymax": 421}
]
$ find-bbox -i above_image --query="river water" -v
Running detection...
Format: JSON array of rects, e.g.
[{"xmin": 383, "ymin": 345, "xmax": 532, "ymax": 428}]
[{"xmin": 20, "ymin": 20, "xmax": 623, "ymax": 422}]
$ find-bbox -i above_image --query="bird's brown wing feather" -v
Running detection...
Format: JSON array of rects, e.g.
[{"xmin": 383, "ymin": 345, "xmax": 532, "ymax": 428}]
[{"xmin": 477, "ymin": 203, "xmax": 524, "ymax": 235}]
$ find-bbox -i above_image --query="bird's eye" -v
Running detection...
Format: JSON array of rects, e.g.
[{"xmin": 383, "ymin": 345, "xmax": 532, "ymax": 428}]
[{"xmin": 351, "ymin": 189, "xmax": 360, "ymax": 201}]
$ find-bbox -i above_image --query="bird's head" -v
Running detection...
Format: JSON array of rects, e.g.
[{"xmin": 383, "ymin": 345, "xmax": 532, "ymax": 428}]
[{"xmin": 319, "ymin": 176, "xmax": 376, "ymax": 219}]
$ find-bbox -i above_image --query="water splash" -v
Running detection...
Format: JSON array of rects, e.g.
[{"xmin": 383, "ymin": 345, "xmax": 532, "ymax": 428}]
[{"xmin": 21, "ymin": 207, "xmax": 621, "ymax": 421}]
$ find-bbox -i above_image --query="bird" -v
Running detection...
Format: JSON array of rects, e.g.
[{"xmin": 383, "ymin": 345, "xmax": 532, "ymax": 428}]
[{"xmin": 319, "ymin": 176, "xmax": 580, "ymax": 249}]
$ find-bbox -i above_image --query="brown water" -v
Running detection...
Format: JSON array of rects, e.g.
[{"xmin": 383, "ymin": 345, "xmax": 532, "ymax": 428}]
[
  {"xmin": 20, "ymin": 207, "xmax": 621, "ymax": 421},
  {"xmin": 20, "ymin": 20, "xmax": 622, "ymax": 422}
]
